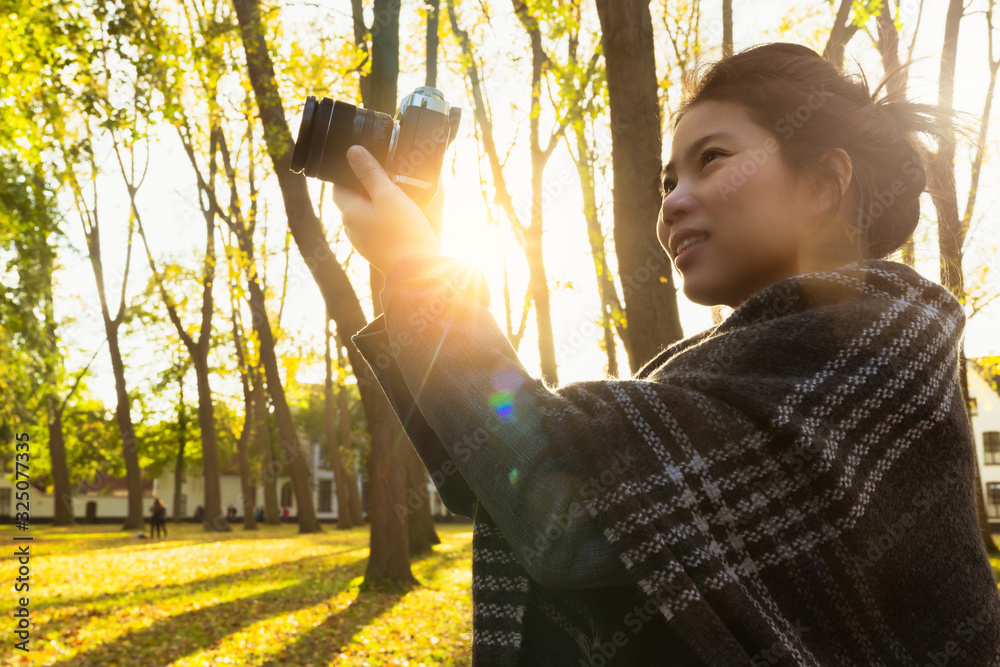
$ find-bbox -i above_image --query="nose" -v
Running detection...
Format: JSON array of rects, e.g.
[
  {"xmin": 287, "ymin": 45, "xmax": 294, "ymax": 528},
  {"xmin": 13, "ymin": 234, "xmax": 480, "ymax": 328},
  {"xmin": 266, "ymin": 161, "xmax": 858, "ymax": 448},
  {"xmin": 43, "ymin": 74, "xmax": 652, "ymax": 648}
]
[
  {"xmin": 659, "ymin": 182, "xmax": 694, "ymax": 226},
  {"xmin": 657, "ymin": 185, "xmax": 693, "ymax": 253}
]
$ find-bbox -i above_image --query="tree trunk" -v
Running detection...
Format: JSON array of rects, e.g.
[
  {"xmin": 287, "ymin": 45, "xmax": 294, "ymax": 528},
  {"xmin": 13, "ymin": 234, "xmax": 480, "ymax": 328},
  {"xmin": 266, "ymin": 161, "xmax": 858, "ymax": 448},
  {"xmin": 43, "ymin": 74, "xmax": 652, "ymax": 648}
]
[
  {"xmin": 347, "ymin": 459, "xmax": 364, "ymax": 525},
  {"xmin": 406, "ymin": 446, "xmax": 440, "ymax": 553},
  {"xmin": 927, "ymin": 0, "xmax": 998, "ymax": 557},
  {"xmin": 253, "ymin": 366, "xmax": 280, "ymax": 525},
  {"xmin": 326, "ymin": 319, "xmax": 353, "ymax": 529},
  {"xmin": 47, "ymin": 396, "xmax": 74, "ymax": 525},
  {"xmin": 425, "ymin": 0, "xmax": 440, "ymax": 88},
  {"xmin": 244, "ymin": 266, "xmax": 321, "ymax": 533},
  {"xmin": 356, "ymin": 0, "xmax": 440, "ymax": 555},
  {"xmin": 236, "ymin": 393, "xmax": 257, "ymax": 530},
  {"xmin": 105, "ymin": 320, "xmax": 145, "ymax": 531},
  {"xmin": 823, "ymin": 0, "xmax": 861, "ymax": 69},
  {"xmin": 40, "ymin": 248, "xmax": 74, "ymax": 526},
  {"xmin": 516, "ymin": 3, "xmax": 559, "ymax": 385},
  {"xmin": 232, "ymin": 308, "xmax": 258, "ymax": 531},
  {"xmin": 593, "ymin": 0, "xmax": 684, "ymax": 373},
  {"xmin": 193, "ymin": 353, "xmax": 227, "ymax": 531},
  {"xmin": 132, "ymin": 164, "xmax": 224, "ymax": 534},
  {"xmin": 569, "ymin": 122, "xmax": 626, "ymax": 378},
  {"xmin": 337, "ymin": 336, "xmax": 365, "ymax": 526},
  {"xmin": 722, "ymin": 0, "xmax": 733, "ymax": 58},
  {"xmin": 173, "ymin": 375, "xmax": 186, "ymax": 523},
  {"xmin": 233, "ymin": 0, "xmax": 414, "ymax": 582},
  {"xmin": 874, "ymin": 1, "xmax": 917, "ymax": 268}
]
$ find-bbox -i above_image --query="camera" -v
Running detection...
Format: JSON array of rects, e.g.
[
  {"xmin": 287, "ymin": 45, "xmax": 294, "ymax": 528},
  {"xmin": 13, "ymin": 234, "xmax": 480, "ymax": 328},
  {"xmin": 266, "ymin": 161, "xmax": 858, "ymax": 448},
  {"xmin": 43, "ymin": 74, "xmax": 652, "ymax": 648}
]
[{"xmin": 290, "ymin": 86, "xmax": 462, "ymax": 210}]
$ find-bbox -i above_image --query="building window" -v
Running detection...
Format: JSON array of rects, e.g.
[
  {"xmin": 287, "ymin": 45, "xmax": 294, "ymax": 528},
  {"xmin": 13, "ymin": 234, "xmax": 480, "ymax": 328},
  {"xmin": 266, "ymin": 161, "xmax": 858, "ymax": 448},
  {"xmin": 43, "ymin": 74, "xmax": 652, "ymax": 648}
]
[
  {"xmin": 280, "ymin": 482, "xmax": 293, "ymax": 508},
  {"xmin": 970, "ymin": 397, "xmax": 978, "ymax": 417},
  {"xmin": 319, "ymin": 480, "xmax": 333, "ymax": 512},
  {"xmin": 985, "ymin": 432, "xmax": 1000, "ymax": 465},
  {"xmin": 988, "ymin": 483, "xmax": 1000, "ymax": 518}
]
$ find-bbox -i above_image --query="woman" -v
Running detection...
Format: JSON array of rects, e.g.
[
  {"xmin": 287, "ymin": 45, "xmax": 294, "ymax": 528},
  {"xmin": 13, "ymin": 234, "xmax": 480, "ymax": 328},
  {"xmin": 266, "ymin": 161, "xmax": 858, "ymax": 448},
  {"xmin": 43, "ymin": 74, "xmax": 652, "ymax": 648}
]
[{"xmin": 335, "ymin": 43, "xmax": 999, "ymax": 665}]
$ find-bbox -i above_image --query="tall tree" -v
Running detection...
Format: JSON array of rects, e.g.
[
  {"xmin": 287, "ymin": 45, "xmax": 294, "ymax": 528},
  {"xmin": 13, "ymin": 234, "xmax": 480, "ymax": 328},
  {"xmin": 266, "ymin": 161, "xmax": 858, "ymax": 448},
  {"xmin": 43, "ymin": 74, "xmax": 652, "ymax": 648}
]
[
  {"xmin": 722, "ymin": 0, "xmax": 733, "ymax": 57},
  {"xmin": 553, "ymin": 0, "xmax": 627, "ymax": 377},
  {"xmin": 335, "ymin": 331, "xmax": 366, "ymax": 526},
  {"xmin": 445, "ymin": 0, "xmax": 587, "ymax": 380},
  {"xmin": 232, "ymin": 0, "xmax": 418, "ymax": 580},
  {"xmin": 216, "ymin": 126, "xmax": 322, "ymax": 533},
  {"xmin": 593, "ymin": 0, "xmax": 684, "ymax": 373},
  {"xmin": 0, "ymin": 157, "xmax": 85, "ymax": 525},
  {"xmin": 229, "ymin": 282, "xmax": 259, "ymax": 531},
  {"xmin": 66, "ymin": 134, "xmax": 145, "ymax": 531},
  {"xmin": 926, "ymin": 0, "xmax": 1000, "ymax": 557},
  {"xmin": 325, "ymin": 318, "xmax": 355, "ymax": 530},
  {"xmin": 350, "ymin": 0, "xmax": 440, "ymax": 555},
  {"xmin": 507, "ymin": 0, "xmax": 580, "ymax": 386},
  {"xmin": 130, "ymin": 121, "xmax": 227, "ymax": 531},
  {"xmin": 824, "ymin": 0, "xmax": 882, "ymax": 68},
  {"xmin": 445, "ymin": 0, "xmax": 535, "ymax": 356},
  {"xmin": 0, "ymin": 0, "xmax": 146, "ymax": 529}
]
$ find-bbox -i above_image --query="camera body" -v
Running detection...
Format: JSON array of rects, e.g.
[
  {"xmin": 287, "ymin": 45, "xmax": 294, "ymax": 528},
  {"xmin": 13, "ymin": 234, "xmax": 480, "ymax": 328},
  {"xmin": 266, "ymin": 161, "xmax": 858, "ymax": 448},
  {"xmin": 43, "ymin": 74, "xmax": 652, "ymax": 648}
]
[{"xmin": 290, "ymin": 86, "xmax": 462, "ymax": 210}]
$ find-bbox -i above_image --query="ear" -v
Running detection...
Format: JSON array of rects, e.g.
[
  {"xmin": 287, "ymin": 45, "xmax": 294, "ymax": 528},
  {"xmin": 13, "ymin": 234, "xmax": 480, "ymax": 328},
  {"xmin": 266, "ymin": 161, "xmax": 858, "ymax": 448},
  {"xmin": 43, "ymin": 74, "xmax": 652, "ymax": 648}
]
[{"xmin": 816, "ymin": 148, "xmax": 853, "ymax": 211}]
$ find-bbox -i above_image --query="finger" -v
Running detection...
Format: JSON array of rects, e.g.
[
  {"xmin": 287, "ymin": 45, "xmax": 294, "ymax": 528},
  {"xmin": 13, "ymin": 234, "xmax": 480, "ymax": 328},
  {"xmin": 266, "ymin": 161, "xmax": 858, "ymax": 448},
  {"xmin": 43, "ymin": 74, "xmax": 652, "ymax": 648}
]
[
  {"xmin": 346, "ymin": 145, "xmax": 391, "ymax": 199},
  {"xmin": 331, "ymin": 182, "xmax": 366, "ymax": 212}
]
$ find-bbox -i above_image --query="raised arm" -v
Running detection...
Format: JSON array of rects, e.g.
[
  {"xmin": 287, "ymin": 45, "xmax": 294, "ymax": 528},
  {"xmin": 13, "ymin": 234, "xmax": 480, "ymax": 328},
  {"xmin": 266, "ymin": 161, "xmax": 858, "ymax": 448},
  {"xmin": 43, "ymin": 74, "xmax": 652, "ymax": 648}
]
[{"xmin": 352, "ymin": 255, "xmax": 634, "ymax": 589}]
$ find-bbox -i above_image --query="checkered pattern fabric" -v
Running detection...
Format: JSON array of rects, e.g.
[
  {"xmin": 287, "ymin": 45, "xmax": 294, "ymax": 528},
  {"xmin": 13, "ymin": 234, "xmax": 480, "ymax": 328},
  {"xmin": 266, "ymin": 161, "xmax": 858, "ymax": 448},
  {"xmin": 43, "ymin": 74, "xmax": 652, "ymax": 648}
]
[{"xmin": 354, "ymin": 255, "xmax": 1000, "ymax": 666}]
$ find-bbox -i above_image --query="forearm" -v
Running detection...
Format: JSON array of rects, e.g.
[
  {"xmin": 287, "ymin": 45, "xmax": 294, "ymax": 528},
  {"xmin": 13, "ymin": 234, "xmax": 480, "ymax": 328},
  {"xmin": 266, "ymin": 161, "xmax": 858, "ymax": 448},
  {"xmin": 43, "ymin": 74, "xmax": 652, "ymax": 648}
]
[
  {"xmin": 352, "ymin": 314, "xmax": 478, "ymax": 519},
  {"xmin": 375, "ymin": 253, "xmax": 632, "ymax": 588}
]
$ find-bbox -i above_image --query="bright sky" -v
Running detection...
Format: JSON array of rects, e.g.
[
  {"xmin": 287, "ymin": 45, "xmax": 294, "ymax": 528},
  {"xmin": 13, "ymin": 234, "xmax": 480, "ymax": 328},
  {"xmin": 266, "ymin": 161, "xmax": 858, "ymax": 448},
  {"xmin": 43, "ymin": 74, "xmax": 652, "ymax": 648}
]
[{"xmin": 55, "ymin": 0, "xmax": 999, "ymax": 414}]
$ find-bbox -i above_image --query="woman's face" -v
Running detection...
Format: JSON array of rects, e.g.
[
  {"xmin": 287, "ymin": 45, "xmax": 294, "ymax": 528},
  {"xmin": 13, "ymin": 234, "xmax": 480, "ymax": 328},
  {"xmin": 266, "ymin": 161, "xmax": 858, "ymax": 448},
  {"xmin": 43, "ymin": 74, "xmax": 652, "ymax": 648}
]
[{"xmin": 657, "ymin": 99, "xmax": 848, "ymax": 309}]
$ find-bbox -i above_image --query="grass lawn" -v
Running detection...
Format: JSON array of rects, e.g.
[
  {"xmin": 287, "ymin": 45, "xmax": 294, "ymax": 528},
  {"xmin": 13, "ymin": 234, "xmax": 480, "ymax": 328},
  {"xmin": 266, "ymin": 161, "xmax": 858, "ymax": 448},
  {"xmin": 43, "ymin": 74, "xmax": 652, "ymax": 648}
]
[
  {"xmin": 3, "ymin": 525, "xmax": 999, "ymax": 666},
  {"xmin": 0, "ymin": 522, "xmax": 474, "ymax": 666}
]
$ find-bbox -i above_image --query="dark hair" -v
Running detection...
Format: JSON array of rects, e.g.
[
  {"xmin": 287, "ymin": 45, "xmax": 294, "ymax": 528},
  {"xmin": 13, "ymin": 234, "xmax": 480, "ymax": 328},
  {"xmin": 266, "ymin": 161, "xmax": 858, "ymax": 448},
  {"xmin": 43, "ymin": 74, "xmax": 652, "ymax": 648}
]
[{"xmin": 671, "ymin": 42, "xmax": 980, "ymax": 260}]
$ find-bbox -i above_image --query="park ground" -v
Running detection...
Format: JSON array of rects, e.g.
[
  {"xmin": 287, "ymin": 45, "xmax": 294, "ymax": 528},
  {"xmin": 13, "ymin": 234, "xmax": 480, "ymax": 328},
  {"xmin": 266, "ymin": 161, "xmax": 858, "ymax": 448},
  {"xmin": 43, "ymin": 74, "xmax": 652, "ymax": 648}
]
[
  {"xmin": 0, "ymin": 522, "xmax": 474, "ymax": 666},
  {"xmin": 1, "ymin": 526, "xmax": 1000, "ymax": 666}
]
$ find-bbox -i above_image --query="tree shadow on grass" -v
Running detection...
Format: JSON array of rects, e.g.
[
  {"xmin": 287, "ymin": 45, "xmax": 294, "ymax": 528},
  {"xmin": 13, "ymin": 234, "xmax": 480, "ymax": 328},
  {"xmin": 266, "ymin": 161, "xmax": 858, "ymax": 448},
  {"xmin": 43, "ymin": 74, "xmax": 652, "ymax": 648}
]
[
  {"xmin": 22, "ymin": 548, "xmax": 367, "ymax": 663},
  {"xmin": 261, "ymin": 580, "xmax": 413, "ymax": 667},
  {"xmin": 8, "ymin": 523, "xmax": 347, "ymax": 561},
  {"xmin": 36, "ymin": 547, "xmax": 366, "ymax": 615},
  {"xmin": 46, "ymin": 556, "xmax": 373, "ymax": 667},
  {"xmin": 262, "ymin": 543, "xmax": 474, "ymax": 665}
]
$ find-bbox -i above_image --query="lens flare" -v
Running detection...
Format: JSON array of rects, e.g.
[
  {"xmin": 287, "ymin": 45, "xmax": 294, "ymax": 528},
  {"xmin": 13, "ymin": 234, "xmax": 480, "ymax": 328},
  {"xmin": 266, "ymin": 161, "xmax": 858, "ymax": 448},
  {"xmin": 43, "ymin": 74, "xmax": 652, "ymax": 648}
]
[{"xmin": 489, "ymin": 390, "xmax": 514, "ymax": 419}]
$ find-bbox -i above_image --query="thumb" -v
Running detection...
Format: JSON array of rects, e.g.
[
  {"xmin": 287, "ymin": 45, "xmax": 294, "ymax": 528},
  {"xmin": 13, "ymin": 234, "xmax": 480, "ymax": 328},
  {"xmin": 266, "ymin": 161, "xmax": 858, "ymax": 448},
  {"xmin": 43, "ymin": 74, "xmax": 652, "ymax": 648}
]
[{"xmin": 347, "ymin": 145, "xmax": 390, "ymax": 198}]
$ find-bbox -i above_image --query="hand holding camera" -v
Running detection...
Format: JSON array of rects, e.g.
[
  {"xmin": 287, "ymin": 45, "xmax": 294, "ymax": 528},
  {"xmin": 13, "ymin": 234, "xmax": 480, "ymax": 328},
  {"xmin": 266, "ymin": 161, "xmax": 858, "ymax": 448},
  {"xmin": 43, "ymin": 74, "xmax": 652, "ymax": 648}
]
[
  {"xmin": 291, "ymin": 86, "xmax": 461, "ymax": 276},
  {"xmin": 331, "ymin": 145, "xmax": 442, "ymax": 276}
]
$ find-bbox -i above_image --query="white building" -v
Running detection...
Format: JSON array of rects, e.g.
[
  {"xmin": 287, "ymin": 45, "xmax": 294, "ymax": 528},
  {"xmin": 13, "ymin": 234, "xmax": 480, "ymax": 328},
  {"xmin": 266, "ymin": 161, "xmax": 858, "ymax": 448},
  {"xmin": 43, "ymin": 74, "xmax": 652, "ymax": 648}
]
[
  {"xmin": 151, "ymin": 438, "xmax": 455, "ymax": 522},
  {"xmin": 969, "ymin": 359, "xmax": 1000, "ymax": 528},
  {"xmin": 0, "ymin": 472, "xmax": 155, "ymax": 523},
  {"xmin": 0, "ymin": 438, "xmax": 454, "ymax": 523}
]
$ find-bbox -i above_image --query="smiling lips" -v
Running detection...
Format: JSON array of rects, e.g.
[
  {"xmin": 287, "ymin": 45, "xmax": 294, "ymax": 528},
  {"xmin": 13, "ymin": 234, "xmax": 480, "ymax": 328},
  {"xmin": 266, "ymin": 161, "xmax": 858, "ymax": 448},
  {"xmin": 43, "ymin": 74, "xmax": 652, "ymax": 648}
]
[
  {"xmin": 670, "ymin": 229, "xmax": 711, "ymax": 262},
  {"xmin": 675, "ymin": 234, "xmax": 708, "ymax": 256}
]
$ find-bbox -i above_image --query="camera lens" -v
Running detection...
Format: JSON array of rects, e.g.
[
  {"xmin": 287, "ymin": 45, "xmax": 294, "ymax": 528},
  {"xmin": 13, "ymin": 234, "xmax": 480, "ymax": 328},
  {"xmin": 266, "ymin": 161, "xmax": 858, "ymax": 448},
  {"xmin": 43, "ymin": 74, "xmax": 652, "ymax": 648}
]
[
  {"xmin": 291, "ymin": 96, "xmax": 394, "ymax": 190},
  {"xmin": 290, "ymin": 96, "xmax": 318, "ymax": 174}
]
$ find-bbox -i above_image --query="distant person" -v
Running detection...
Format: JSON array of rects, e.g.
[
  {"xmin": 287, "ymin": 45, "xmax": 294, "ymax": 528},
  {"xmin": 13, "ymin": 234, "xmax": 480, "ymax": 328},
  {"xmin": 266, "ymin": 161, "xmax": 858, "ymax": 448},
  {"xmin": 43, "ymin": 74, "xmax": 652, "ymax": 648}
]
[
  {"xmin": 255, "ymin": 507, "xmax": 263, "ymax": 522},
  {"xmin": 149, "ymin": 498, "xmax": 167, "ymax": 538},
  {"xmin": 193, "ymin": 505, "xmax": 204, "ymax": 523},
  {"xmin": 282, "ymin": 506, "xmax": 289, "ymax": 520},
  {"xmin": 227, "ymin": 503, "xmax": 238, "ymax": 522}
]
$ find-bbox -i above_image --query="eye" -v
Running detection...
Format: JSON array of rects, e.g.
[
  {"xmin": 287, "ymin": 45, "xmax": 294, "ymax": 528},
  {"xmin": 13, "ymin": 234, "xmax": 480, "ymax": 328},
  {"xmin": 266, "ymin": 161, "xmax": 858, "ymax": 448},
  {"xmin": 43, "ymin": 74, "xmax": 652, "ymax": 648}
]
[
  {"xmin": 702, "ymin": 149, "xmax": 724, "ymax": 166},
  {"xmin": 660, "ymin": 178, "xmax": 676, "ymax": 197},
  {"xmin": 660, "ymin": 149, "xmax": 726, "ymax": 198}
]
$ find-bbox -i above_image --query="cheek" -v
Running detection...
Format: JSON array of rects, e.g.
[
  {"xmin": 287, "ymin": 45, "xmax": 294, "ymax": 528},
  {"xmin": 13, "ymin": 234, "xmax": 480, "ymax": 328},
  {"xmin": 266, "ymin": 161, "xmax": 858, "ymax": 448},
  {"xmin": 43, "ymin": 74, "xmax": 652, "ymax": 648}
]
[
  {"xmin": 656, "ymin": 207, "xmax": 669, "ymax": 251},
  {"xmin": 713, "ymin": 163, "xmax": 794, "ymax": 248}
]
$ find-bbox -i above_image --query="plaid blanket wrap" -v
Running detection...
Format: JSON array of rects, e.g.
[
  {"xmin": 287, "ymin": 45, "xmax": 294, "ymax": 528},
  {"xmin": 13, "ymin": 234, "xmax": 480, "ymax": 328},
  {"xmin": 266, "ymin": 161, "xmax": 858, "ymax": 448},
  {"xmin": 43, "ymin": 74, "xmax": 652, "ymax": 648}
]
[{"xmin": 359, "ymin": 256, "xmax": 1000, "ymax": 666}]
